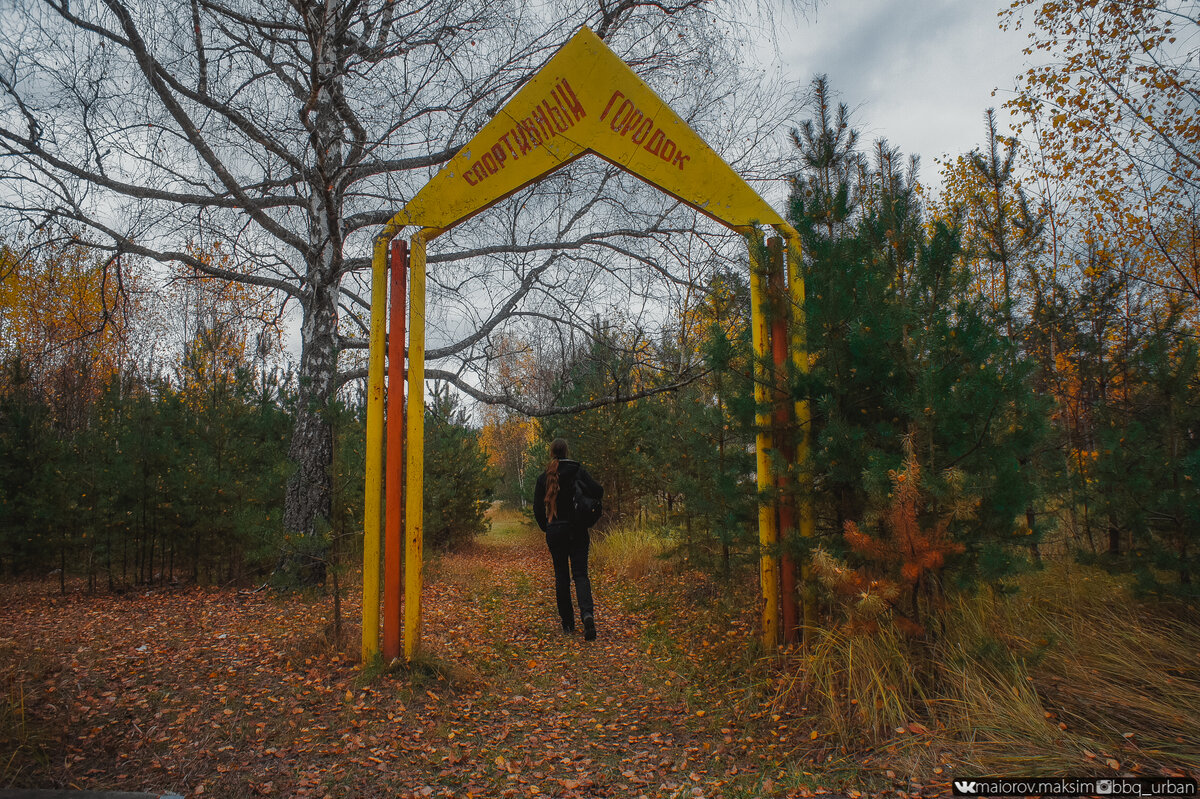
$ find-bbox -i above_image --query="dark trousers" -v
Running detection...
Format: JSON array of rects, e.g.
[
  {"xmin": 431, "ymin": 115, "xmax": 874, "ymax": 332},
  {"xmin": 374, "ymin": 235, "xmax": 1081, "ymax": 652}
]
[{"xmin": 545, "ymin": 522, "xmax": 593, "ymax": 627}]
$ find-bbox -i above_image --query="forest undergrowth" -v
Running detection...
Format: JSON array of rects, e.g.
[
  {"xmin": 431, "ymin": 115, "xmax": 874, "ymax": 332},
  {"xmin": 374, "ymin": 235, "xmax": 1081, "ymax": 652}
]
[{"xmin": 2, "ymin": 507, "xmax": 1197, "ymax": 798}]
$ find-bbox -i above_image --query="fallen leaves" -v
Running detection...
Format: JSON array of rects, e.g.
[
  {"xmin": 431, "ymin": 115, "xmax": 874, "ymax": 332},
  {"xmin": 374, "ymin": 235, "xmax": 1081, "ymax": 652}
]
[
  {"xmin": 13, "ymin": 522, "xmax": 1133, "ymax": 799},
  {"xmin": 13, "ymin": 533, "xmax": 787, "ymax": 799}
]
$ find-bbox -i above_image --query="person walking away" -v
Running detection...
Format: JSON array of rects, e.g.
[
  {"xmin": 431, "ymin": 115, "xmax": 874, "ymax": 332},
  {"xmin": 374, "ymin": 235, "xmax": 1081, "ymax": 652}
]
[{"xmin": 533, "ymin": 438, "xmax": 603, "ymax": 640}]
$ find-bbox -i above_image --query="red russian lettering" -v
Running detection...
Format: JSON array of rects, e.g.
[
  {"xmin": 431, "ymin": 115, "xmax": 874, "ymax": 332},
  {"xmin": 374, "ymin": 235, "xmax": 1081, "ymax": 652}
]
[
  {"xmin": 619, "ymin": 109, "xmax": 643, "ymax": 138},
  {"xmin": 522, "ymin": 118, "xmax": 542, "ymax": 147},
  {"xmin": 600, "ymin": 90, "xmax": 624, "ymax": 122},
  {"xmin": 660, "ymin": 140, "xmax": 676, "ymax": 162},
  {"xmin": 558, "ymin": 80, "xmax": 586, "ymax": 121},
  {"xmin": 464, "ymin": 169, "xmax": 478, "ymax": 186},
  {"xmin": 513, "ymin": 124, "xmax": 532, "ymax": 154},
  {"xmin": 482, "ymin": 153, "xmax": 498, "ymax": 175},
  {"xmin": 610, "ymin": 99, "xmax": 633, "ymax": 132},
  {"xmin": 472, "ymin": 162, "xmax": 488, "ymax": 183},
  {"xmin": 643, "ymin": 128, "xmax": 665, "ymax": 156},
  {"xmin": 631, "ymin": 118, "xmax": 653, "ymax": 145},
  {"xmin": 543, "ymin": 100, "xmax": 568, "ymax": 133},
  {"xmin": 672, "ymin": 152, "xmax": 690, "ymax": 170},
  {"xmin": 532, "ymin": 106, "xmax": 556, "ymax": 141},
  {"xmin": 500, "ymin": 132, "xmax": 520, "ymax": 160},
  {"xmin": 491, "ymin": 143, "xmax": 508, "ymax": 168},
  {"xmin": 550, "ymin": 90, "xmax": 574, "ymax": 128}
]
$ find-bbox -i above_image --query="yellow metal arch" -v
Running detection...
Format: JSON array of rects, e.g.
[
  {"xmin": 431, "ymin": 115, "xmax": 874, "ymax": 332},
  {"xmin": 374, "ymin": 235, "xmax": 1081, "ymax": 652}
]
[
  {"xmin": 363, "ymin": 26, "xmax": 808, "ymax": 663},
  {"xmin": 386, "ymin": 26, "xmax": 783, "ymax": 234}
]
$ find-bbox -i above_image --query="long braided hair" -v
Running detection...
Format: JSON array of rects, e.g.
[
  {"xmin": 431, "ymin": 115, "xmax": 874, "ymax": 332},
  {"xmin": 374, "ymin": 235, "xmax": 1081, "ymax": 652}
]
[{"xmin": 544, "ymin": 438, "xmax": 570, "ymax": 523}]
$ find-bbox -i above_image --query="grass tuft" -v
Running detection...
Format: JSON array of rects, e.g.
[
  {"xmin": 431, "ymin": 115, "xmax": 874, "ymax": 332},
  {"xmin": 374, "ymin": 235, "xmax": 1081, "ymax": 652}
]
[
  {"xmin": 773, "ymin": 621, "xmax": 929, "ymax": 746},
  {"xmin": 592, "ymin": 525, "xmax": 670, "ymax": 580},
  {"xmin": 941, "ymin": 566, "xmax": 1200, "ymax": 772}
]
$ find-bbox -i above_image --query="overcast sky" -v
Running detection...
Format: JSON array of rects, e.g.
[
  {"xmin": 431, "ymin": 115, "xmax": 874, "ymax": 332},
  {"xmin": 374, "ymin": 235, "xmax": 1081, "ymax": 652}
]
[{"xmin": 767, "ymin": 0, "xmax": 1031, "ymax": 186}]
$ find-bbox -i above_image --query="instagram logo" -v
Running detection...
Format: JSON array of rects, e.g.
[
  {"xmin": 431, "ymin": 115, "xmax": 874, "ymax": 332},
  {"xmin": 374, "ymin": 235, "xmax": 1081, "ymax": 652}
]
[{"xmin": 1096, "ymin": 779, "xmax": 1115, "ymax": 794}]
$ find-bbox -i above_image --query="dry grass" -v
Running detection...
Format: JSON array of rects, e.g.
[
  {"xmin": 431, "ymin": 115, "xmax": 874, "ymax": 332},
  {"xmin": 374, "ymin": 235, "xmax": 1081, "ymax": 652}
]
[
  {"xmin": 592, "ymin": 525, "xmax": 670, "ymax": 580},
  {"xmin": 0, "ymin": 640, "xmax": 58, "ymax": 784},
  {"xmin": 772, "ymin": 621, "xmax": 930, "ymax": 745},
  {"xmin": 772, "ymin": 562, "xmax": 1200, "ymax": 776},
  {"xmin": 943, "ymin": 566, "xmax": 1200, "ymax": 773},
  {"xmin": 1, "ymin": 677, "xmax": 32, "ymax": 784}
]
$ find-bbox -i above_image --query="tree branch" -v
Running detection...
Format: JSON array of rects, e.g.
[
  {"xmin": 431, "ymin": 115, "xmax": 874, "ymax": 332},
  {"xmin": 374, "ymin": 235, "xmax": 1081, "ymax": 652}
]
[{"xmin": 335, "ymin": 365, "xmax": 711, "ymax": 416}]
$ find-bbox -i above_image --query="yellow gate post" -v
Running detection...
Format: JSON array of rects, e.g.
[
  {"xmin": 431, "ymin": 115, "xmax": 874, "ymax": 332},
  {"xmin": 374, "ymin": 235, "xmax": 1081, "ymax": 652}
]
[
  {"xmin": 362, "ymin": 235, "xmax": 389, "ymax": 663},
  {"xmin": 746, "ymin": 229, "xmax": 779, "ymax": 651},
  {"xmin": 781, "ymin": 231, "xmax": 816, "ymax": 645}
]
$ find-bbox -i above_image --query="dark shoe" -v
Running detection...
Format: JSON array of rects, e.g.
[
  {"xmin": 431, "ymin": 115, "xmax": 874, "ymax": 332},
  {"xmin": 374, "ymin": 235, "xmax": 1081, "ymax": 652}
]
[
  {"xmin": 582, "ymin": 614, "xmax": 596, "ymax": 641},
  {"xmin": 562, "ymin": 622, "xmax": 575, "ymax": 634}
]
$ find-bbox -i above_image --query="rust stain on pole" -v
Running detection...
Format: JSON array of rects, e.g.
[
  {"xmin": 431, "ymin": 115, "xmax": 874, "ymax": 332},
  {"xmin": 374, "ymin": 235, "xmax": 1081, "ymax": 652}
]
[{"xmin": 383, "ymin": 239, "xmax": 408, "ymax": 662}]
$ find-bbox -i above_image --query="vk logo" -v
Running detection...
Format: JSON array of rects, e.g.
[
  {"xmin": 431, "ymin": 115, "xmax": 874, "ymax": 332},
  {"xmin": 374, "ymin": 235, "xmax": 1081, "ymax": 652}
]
[{"xmin": 954, "ymin": 781, "xmax": 978, "ymax": 795}]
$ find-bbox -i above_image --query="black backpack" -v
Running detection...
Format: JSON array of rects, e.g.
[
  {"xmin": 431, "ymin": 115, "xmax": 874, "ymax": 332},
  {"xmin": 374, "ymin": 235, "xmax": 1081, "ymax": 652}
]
[{"xmin": 573, "ymin": 477, "xmax": 603, "ymax": 528}]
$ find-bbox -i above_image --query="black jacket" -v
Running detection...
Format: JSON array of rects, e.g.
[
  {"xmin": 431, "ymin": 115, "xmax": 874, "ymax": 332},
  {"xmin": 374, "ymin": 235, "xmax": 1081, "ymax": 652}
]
[{"xmin": 533, "ymin": 459, "xmax": 603, "ymax": 532}]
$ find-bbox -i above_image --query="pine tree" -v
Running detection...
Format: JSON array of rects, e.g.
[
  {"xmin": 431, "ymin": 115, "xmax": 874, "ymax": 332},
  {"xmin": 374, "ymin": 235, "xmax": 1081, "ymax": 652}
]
[
  {"xmin": 0, "ymin": 357, "xmax": 57, "ymax": 577},
  {"xmin": 543, "ymin": 321, "xmax": 658, "ymax": 526},
  {"xmin": 812, "ymin": 436, "xmax": 973, "ymax": 636},
  {"xmin": 684, "ymin": 269, "xmax": 756, "ymax": 574},
  {"xmin": 1088, "ymin": 313, "xmax": 1200, "ymax": 598},
  {"xmin": 788, "ymin": 78, "xmax": 1047, "ymax": 599},
  {"xmin": 424, "ymin": 384, "xmax": 496, "ymax": 550}
]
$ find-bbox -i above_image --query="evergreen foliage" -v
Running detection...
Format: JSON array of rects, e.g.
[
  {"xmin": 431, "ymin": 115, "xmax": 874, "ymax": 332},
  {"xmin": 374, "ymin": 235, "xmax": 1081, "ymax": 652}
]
[
  {"xmin": 547, "ymin": 325, "xmax": 655, "ymax": 525},
  {"xmin": 0, "ymin": 358, "xmax": 58, "ymax": 576},
  {"xmin": 675, "ymin": 270, "xmax": 757, "ymax": 572},
  {"xmin": 788, "ymin": 77, "xmax": 1048, "ymax": 599},
  {"xmin": 0, "ymin": 360, "xmax": 295, "ymax": 587},
  {"xmin": 0, "ymin": 355, "xmax": 496, "ymax": 587},
  {"xmin": 423, "ymin": 384, "xmax": 496, "ymax": 551},
  {"xmin": 1087, "ymin": 315, "xmax": 1200, "ymax": 597}
]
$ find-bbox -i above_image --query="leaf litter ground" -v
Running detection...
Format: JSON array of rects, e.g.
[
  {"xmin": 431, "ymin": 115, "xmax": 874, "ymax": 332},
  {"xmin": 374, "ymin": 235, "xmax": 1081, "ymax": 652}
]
[{"xmin": 2, "ymin": 518, "xmax": 862, "ymax": 798}]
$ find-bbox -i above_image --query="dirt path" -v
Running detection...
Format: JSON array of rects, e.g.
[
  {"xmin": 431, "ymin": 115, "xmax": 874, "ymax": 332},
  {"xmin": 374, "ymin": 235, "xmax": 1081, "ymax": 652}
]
[
  {"xmin": 1, "ymin": 517, "xmax": 819, "ymax": 799},
  {"xmin": 413, "ymin": 522, "xmax": 774, "ymax": 799}
]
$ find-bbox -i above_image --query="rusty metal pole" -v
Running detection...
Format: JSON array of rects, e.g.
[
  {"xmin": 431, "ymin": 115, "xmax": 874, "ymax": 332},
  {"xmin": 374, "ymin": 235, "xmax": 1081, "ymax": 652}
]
[
  {"xmin": 768, "ymin": 237, "xmax": 799, "ymax": 646},
  {"xmin": 383, "ymin": 240, "xmax": 407, "ymax": 662}
]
